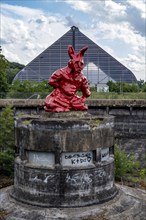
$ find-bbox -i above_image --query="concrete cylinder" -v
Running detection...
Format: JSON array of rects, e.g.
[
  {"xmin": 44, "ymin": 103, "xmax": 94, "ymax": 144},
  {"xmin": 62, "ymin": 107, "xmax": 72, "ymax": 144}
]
[{"xmin": 11, "ymin": 111, "xmax": 117, "ymax": 207}]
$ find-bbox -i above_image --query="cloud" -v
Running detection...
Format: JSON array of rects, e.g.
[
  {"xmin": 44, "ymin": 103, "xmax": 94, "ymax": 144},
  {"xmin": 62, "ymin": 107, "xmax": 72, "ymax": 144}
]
[
  {"xmin": 97, "ymin": 21, "xmax": 145, "ymax": 47},
  {"xmin": 1, "ymin": 1, "xmax": 146, "ymax": 81},
  {"xmin": 95, "ymin": 20, "xmax": 145, "ymax": 80},
  {"xmin": 1, "ymin": 3, "xmax": 69, "ymax": 65},
  {"xmin": 65, "ymin": 0, "xmax": 127, "ymax": 22},
  {"xmin": 64, "ymin": 0, "xmax": 92, "ymax": 12},
  {"xmin": 65, "ymin": 15, "xmax": 81, "ymax": 28},
  {"xmin": 3, "ymin": 49, "xmax": 22, "ymax": 64},
  {"xmin": 1, "ymin": 3, "xmax": 42, "ymax": 18},
  {"xmin": 127, "ymin": 0, "xmax": 146, "ymax": 19},
  {"xmin": 65, "ymin": 0, "xmax": 145, "ymax": 36},
  {"xmin": 105, "ymin": 0, "xmax": 127, "ymax": 16},
  {"xmin": 121, "ymin": 53, "xmax": 146, "ymax": 80}
]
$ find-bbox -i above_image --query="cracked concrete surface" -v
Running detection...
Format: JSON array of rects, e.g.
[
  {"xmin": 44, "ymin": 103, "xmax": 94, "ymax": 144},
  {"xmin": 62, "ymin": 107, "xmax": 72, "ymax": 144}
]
[{"xmin": 0, "ymin": 185, "xmax": 146, "ymax": 220}]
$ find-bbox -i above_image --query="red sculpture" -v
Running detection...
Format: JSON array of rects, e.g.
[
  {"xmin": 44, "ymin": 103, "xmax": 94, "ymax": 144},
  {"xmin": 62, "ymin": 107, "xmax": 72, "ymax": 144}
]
[{"xmin": 44, "ymin": 45, "xmax": 91, "ymax": 112}]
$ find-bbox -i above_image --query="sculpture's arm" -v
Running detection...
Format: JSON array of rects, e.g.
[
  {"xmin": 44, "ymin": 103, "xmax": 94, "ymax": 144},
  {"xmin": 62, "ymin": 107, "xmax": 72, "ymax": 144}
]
[
  {"xmin": 80, "ymin": 77, "xmax": 91, "ymax": 98},
  {"xmin": 48, "ymin": 70, "xmax": 62, "ymax": 88}
]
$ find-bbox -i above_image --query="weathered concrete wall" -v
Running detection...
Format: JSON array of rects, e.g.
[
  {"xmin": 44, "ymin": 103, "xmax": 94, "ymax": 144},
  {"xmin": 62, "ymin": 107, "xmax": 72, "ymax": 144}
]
[
  {"xmin": 15, "ymin": 114, "xmax": 114, "ymax": 153},
  {"xmin": 88, "ymin": 101, "xmax": 146, "ymax": 167},
  {"xmin": 13, "ymin": 157, "xmax": 117, "ymax": 207},
  {"xmin": 114, "ymin": 115, "xmax": 146, "ymax": 166},
  {"xmin": 0, "ymin": 99, "xmax": 146, "ymax": 113},
  {"xmin": 1, "ymin": 99, "xmax": 146, "ymax": 166}
]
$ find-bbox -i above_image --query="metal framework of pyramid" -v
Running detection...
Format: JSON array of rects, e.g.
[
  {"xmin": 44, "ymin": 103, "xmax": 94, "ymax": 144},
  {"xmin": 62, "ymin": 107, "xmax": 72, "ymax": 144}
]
[{"xmin": 14, "ymin": 26, "xmax": 137, "ymax": 84}]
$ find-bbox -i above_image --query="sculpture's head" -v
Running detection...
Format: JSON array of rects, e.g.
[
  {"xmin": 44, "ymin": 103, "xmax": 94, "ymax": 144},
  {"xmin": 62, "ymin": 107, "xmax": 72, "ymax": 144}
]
[{"xmin": 68, "ymin": 45, "xmax": 88, "ymax": 73}]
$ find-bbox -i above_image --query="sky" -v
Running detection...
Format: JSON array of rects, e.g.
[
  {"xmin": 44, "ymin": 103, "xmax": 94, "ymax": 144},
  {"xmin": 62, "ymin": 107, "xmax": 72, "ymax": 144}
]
[{"xmin": 0, "ymin": 0, "xmax": 146, "ymax": 81}]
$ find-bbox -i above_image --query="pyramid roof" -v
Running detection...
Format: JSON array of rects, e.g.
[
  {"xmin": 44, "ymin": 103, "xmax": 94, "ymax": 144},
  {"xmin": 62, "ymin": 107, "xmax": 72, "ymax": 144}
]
[{"xmin": 14, "ymin": 26, "xmax": 137, "ymax": 83}]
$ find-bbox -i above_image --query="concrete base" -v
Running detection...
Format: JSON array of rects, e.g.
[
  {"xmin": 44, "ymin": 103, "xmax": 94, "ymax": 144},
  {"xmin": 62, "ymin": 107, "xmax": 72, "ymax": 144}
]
[
  {"xmin": 11, "ymin": 157, "xmax": 117, "ymax": 207},
  {"xmin": 12, "ymin": 111, "xmax": 116, "ymax": 207},
  {"xmin": 1, "ymin": 185, "xmax": 146, "ymax": 220}
]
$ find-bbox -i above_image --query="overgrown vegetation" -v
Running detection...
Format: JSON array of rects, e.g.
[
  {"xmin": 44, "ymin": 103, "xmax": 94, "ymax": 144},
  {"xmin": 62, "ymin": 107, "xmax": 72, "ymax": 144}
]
[
  {"xmin": 0, "ymin": 55, "xmax": 9, "ymax": 98},
  {"xmin": 6, "ymin": 62, "xmax": 25, "ymax": 84},
  {"xmin": 114, "ymin": 145, "xmax": 146, "ymax": 188},
  {"xmin": 89, "ymin": 91, "xmax": 146, "ymax": 99},
  {"xmin": 0, "ymin": 54, "xmax": 25, "ymax": 98},
  {"xmin": 7, "ymin": 79, "xmax": 53, "ymax": 99},
  {"xmin": 4, "ymin": 81, "xmax": 146, "ymax": 99},
  {"xmin": 0, "ymin": 106, "xmax": 15, "ymax": 176},
  {"xmin": 107, "ymin": 80, "xmax": 146, "ymax": 93}
]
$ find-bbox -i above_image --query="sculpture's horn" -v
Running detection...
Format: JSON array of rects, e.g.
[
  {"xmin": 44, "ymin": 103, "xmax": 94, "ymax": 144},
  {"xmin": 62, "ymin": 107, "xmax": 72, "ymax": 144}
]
[
  {"xmin": 68, "ymin": 45, "xmax": 76, "ymax": 59},
  {"xmin": 78, "ymin": 46, "xmax": 88, "ymax": 57}
]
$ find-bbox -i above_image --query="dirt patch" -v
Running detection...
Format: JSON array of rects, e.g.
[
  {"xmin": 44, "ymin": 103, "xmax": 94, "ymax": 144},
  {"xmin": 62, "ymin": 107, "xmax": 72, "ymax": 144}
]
[
  {"xmin": 0, "ymin": 176, "xmax": 14, "ymax": 189},
  {"xmin": 117, "ymin": 179, "xmax": 146, "ymax": 190},
  {"xmin": 0, "ymin": 209, "xmax": 8, "ymax": 220}
]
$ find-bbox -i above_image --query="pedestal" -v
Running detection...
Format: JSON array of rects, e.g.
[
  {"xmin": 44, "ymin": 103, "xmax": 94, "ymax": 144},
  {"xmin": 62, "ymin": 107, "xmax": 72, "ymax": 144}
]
[{"xmin": 11, "ymin": 111, "xmax": 118, "ymax": 207}]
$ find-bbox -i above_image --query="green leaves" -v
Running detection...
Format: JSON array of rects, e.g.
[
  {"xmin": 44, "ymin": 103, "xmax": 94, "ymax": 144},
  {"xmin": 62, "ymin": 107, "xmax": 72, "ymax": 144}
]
[
  {"xmin": 107, "ymin": 80, "xmax": 139, "ymax": 93},
  {"xmin": 0, "ymin": 152, "xmax": 14, "ymax": 176},
  {"xmin": 8, "ymin": 80, "xmax": 53, "ymax": 99},
  {"xmin": 0, "ymin": 106, "xmax": 15, "ymax": 176},
  {"xmin": 114, "ymin": 145, "xmax": 140, "ymax": 181},
  {"xmin": 114, "ymin": 145, "xmax": 128, "ymax": 180},
  {"xmin": 0, "ymin": 55, "xmax": 9, "ymax": 97}
]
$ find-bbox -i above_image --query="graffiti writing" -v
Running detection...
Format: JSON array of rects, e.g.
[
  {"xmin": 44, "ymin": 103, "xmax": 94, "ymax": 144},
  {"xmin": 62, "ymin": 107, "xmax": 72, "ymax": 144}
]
[
  {"xmin": 66, "ymin": 173, "xmax": 93, "ymax": 190},
  {"xmin": 94, "ymin": 168, "xmax": 106, "ymax": 184},
  {"xmin": 29, "ymin": 173, "xmax": 55, "ymax": 183},
  {"xmin": 63, "ymin": 152, "xmax": 93, "ymax": 166}
]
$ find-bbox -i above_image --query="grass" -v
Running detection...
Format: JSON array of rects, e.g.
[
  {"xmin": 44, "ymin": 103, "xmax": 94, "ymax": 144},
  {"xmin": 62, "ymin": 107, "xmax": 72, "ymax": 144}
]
[
  {"xmin": 4, "ymin": 91, "xmax": 146, "ymax": 100},
  {"xmin": 117, "ymin": 173, "xmax": 146, "ymax": 190},
  {"xmin": 88, "ymin": 92, "xmax": 146, "ymax": 100},
  {"xmin": 114, "ymin": 145, "xmax": 146, "ymax": 190}
]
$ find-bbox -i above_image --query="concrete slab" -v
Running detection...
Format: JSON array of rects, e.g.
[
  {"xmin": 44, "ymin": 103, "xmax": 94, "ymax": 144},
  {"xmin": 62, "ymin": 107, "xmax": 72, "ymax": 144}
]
[{"xmin": 0, "ymin": 185, "xmax": 146, "ymax": 220}]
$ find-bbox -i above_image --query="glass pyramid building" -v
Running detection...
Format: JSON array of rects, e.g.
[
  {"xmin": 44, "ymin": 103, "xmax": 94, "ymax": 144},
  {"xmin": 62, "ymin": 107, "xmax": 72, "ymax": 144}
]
[{"xmin": 13, "ymin": 26, "xmax": 137, "ymax": 84}]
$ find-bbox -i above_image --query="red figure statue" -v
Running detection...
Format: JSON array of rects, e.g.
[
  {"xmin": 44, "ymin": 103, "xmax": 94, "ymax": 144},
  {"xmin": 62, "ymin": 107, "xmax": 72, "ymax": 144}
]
[{"xmin": 44, "ymin": 45, "xmax": 91, "ymax": 112}]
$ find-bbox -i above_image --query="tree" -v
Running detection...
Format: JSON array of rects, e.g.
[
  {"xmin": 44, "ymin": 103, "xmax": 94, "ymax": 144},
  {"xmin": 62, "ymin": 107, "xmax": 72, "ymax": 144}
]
[
  {"xmin": 0, "ymin": 55, "xmax": 9, "ymax": 97},
  {"xmin": 107, "ymin": 81, "xmax": 120, "ymax": 92},
  {"xmin": 8, "ymin": 80, "xmax": 53, "ymax": 99},
  {"xmin": 137, "ymin": 79, "xmax": 145, "ymax": 90},
  {"xmin": 107, "ymin": 81, "xmax": 139, "ymax": 93},
  {"xmin": 0, "ymin": 106, "xmax": 15, "ymax": 175},
  {"xmin": 122, "ymin": 83, "xmax": 138, "ymax": 92},
  {"xmin": 142, "ymin": 83, "xmax": 146, "ymax": 92},
  {"xmin": 6, "ymin": 62, "xmax": 25, "ymax": 84}
]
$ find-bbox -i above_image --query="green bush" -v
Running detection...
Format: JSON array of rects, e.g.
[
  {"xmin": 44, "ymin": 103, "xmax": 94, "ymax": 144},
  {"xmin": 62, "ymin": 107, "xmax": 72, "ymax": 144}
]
[
  {"xmin": 7, "ymin": 80, "xmax": 53, "ymax": 99},
  {"xmin": 0, "ymin": 106, "xmax": 15, "ymax": 176},
  {"xmin": 0, "ymin": 151, "xmax": 14, "ymax": 176},
  {"xmin": 139, "ymin": 168, "xmax": 146, "ymax": 180},
  {"xmin": 114, "ymin": 145, "xmax": 140, "ymax": 181},
  {"xmin": 114, "ymin": 145, "xmax": 128, "ymax": 180},
  {"xmin": 0, "ymin": 55, "xmax": 9, "ymax": 98},
  {"xmin": 126, "ymin": 154, "xmax": 140, "ymax": 174}
]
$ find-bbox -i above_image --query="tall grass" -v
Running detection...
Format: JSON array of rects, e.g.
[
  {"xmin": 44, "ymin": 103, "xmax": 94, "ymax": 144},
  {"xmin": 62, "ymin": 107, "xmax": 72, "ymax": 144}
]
[{"xmin": 88, "ymin": 92, "xmax": 146, "ymax": 100}]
